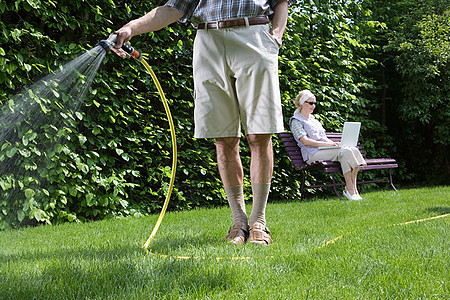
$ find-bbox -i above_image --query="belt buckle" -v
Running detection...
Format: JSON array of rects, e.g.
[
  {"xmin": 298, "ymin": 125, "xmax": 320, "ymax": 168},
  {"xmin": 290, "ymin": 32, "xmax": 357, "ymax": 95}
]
[{"xmin": 209, "ymin": 21, "xmax": 219, "ymax": 29}]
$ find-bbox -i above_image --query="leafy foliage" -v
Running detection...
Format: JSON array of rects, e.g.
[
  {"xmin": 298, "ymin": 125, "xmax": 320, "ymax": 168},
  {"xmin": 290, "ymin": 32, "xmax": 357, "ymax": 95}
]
[
  {"xmin": 0, "ymin": 0, "xmax": 414, "ymax": 229},
  {"xmin": 0, "ymin": 0, "xmax": 216, "ymax": 229},
  {"xmin": 368, "ymin": 0, "xmax": 450, "ymax": 183}
]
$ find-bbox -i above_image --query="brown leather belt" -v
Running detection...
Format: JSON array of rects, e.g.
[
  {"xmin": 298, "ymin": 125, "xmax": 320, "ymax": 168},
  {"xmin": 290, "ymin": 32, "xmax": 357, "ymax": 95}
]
[{"xmin": 197, "ymin": 16, "xmax": 269, "ymax": 30}]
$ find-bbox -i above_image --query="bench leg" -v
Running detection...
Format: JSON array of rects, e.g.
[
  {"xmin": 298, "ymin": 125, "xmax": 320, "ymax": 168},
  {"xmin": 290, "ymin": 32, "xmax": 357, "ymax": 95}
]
[
  {"xmin": 389, "ymin": 169, "xmax": 398, "ymax": 191},
  {"xmin": 331, "ymin": 172, "xmax": 343, "ymax": 200},
  {"xmin": 300, "ymin": 170, "xmax": 306, "ymax": 201}
]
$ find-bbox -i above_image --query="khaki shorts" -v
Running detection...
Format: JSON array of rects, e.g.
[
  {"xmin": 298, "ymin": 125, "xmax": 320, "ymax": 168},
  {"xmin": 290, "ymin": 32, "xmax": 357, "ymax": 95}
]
[{"xmin": 193, "ymin": 23, "xmax": 284, "ymax": 138}]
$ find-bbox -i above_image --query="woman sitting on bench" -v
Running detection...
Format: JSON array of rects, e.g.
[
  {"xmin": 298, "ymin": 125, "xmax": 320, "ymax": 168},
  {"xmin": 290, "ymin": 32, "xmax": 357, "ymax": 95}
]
[{"xmin": 290, "ymin": 90, "xmax": 366, "ymax": 200}]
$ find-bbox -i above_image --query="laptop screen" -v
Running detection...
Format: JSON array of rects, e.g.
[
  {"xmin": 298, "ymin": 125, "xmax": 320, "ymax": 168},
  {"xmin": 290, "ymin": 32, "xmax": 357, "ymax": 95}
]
[{"xmin": 340, "ymin": 122, "xmax": 361, "ymax": 147}]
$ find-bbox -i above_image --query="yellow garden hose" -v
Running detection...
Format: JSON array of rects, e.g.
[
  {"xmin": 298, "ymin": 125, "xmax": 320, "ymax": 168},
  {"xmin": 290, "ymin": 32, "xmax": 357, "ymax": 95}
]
[
  {"xmin": 138, "ymin": 59, "xmax": 177, "ymax": 253},
  {"xmin": 317, "ymin": 212, "xmax": 450, "ymax": 249},
  {"xmin": 99, "ymin": 34, "xmax": 177, "ymax": 253}
]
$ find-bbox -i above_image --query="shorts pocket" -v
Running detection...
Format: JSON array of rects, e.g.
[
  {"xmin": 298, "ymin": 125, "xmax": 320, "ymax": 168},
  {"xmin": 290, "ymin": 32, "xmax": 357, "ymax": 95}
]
[{"xmin": 259, "ymin": 25, "xmax": 280, "ymax": 50}]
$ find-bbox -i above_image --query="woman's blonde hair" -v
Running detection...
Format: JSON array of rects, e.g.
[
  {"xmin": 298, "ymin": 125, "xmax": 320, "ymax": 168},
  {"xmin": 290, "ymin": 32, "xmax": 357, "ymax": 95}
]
[{"xmin": 294, "ymin": 89, "xmax": 314, "ymax": 108}]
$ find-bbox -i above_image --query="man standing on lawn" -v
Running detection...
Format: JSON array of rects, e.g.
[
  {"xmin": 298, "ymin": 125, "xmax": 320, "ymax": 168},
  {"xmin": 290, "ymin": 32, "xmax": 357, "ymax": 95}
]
[{"xmin": 114, "ymin": 0, "xmax": 291, "ymax": 245}]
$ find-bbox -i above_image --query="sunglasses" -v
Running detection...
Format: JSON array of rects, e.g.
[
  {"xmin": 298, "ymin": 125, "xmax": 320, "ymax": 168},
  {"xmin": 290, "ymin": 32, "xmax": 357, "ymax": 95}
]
[{"xmin": 305, "ymin": 101, "xmax": 317, "ymax": 105}]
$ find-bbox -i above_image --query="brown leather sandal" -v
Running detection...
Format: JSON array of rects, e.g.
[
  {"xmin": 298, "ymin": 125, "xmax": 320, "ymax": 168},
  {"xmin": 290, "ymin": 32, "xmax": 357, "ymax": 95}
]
[
  {"xmin": 248, "ymin": 222, "xmax": 272, "ymax": 245},
  {"xmin": 224, "ymin": 223, "xmax": 249, "ymax": 245}
]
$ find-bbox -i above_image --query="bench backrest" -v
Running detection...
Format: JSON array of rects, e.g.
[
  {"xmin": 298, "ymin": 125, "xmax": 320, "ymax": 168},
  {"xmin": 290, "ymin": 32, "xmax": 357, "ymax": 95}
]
[{"xmin": 278, "ymin": 132, "xmax": 308, "ymax": 169}]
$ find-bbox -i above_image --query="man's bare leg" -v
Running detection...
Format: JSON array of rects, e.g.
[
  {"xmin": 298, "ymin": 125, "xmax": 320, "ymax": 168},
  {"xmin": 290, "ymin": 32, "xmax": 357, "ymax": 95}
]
[
  {"xmin": 216, "ymin": 137, "xmax": 248, "ymax": 244},
  {"xmin": 247, "ymin": 134, "xmax": 273, "ymax": 226}
]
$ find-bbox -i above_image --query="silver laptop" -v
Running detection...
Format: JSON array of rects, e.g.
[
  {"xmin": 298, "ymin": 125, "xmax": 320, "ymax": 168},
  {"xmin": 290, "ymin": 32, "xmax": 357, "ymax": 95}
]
[{"xmin": 318, "ymin": 122, "xmax": 361, "ymax": 150}]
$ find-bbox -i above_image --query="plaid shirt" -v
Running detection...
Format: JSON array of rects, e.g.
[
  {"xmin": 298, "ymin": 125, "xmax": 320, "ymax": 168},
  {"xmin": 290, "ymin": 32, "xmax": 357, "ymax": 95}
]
[{"xmin": 165, "ymin": 0, "xmax": 292, "ymax": 25}]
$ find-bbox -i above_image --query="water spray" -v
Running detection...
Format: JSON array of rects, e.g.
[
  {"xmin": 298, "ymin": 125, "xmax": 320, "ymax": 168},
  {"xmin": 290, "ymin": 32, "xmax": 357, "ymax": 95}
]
[{"xmin": 98, "ymin": 33, "xmax": 177, "ymax": 253}]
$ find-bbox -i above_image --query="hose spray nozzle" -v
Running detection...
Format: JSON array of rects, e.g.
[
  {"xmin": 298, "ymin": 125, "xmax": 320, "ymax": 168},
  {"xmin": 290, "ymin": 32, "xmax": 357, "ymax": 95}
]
[
  {"xmin": 119, "ymin": 42, "xmax": 142, "ymax": 61},
  {"xmin": 97, "ymin": 33, "xmax": 142, "ymax": 61}
]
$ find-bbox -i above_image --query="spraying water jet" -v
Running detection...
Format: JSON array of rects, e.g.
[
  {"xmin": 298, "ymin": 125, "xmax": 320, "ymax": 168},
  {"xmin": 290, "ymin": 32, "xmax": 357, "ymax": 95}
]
[{"xmin": 1, "ymin": 33, "xmax": 176, "ymax": 249}]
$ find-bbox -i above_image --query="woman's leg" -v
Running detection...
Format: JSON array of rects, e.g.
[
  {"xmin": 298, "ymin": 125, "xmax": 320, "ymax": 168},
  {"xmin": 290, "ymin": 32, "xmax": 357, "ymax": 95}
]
[
  {"xmin": 352, "ymin": 166, "xmax": 360, "ymax": 195},
  {"xmin": 344, "ymin": 171, "xmax": 356, "ymax": 195},
  {"xmin": 343, "ymin": 166, "xmax": 361, "ymax": 196}
]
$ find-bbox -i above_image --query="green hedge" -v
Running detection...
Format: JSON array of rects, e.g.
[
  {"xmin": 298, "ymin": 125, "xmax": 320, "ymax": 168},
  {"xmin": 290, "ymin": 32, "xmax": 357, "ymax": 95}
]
[{"xmin": 0, "ymin": 0, "xmax": 397, "ymax": 229}]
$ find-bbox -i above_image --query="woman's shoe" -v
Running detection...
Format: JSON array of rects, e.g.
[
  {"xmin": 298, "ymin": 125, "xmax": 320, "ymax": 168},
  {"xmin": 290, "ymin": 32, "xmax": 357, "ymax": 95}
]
[
  {"xmin": 343, "ymin": 189, "xmax": 360, "ymax": 201},
  {"xmin": 343, "ymin": 189, "xmax": 352, "ymax": 200},
  {"xmin": 353, "ymin": 193, "xmax": 363, "ymax": 200}
]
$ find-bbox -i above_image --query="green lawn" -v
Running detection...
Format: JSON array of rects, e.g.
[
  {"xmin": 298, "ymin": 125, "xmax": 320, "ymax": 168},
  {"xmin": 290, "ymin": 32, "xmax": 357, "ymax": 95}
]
[{"xmin": 1, "ymin": 186, "xmax": 449, "ymax": 299}]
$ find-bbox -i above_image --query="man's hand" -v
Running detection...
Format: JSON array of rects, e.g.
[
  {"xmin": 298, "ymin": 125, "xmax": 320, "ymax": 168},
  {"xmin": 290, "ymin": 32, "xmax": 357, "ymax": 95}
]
[
  {"xmin": 114, "ymin": 27, "xmax": 133, "ymax": 49},
  {"xmin": 270, "ymin": 0, "xmax": 288, "ymax": 40}
]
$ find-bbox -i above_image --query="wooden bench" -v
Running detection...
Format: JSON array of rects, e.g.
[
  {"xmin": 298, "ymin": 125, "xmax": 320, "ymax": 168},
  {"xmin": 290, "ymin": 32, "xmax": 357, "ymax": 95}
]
[{"xmin": 278, "ymin": 131, "xmax": 398, "ymax": 200}]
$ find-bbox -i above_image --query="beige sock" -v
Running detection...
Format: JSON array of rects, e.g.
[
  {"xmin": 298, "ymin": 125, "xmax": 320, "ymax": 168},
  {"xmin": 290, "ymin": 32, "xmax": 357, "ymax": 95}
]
[
  {"xmin": 224, "ymin": 185, "xmax": 248, "ymax": 226},
  {"xmin": 249, "ymin": 183, "xmax": 271, "ymax": 226}
]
